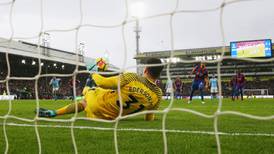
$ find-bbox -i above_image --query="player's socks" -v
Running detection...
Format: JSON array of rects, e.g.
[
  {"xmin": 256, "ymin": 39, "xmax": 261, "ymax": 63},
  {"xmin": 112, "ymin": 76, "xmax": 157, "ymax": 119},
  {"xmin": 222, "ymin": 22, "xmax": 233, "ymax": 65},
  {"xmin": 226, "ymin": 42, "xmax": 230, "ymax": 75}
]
[
  {"xmin": 56, "ymin": 106, "xmax": 67, "ymax": 115},
  {"xmin": 56, "ymin": 103, "xmax": 85, "ymax": 115}
]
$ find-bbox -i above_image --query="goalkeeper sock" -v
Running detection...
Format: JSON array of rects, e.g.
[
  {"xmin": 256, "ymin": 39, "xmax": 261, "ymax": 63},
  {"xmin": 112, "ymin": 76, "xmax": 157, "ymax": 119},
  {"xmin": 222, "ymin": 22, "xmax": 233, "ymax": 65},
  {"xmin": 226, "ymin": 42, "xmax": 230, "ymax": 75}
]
[{"xmin": 56, "ymin": 102, "xmax": 85, "ymax": 115}]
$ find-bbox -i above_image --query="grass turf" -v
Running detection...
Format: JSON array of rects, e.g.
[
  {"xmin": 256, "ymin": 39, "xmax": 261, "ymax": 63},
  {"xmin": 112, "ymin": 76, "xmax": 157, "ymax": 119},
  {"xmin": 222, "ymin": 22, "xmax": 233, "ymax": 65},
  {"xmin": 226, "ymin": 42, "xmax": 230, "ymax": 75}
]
[{"xmin": 0, "ymin": 98, "xmax": 273, "ymax": 154}]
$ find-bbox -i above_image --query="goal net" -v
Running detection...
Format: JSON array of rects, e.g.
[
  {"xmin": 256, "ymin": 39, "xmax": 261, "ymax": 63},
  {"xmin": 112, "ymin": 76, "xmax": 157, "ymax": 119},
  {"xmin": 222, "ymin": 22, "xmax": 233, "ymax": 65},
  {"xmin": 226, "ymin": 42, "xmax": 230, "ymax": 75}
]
[{"xmin": 0, "ymin": 0, "xmax": 273, "ymax": 154}]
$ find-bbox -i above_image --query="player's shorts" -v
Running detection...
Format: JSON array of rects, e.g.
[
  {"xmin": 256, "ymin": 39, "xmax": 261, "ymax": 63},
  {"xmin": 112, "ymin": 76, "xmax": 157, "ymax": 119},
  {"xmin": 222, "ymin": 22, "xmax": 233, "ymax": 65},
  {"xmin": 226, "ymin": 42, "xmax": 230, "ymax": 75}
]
[
  {"xmin": 231, "ymin": 87, "xmax": 237, "ymax": 96},
  {"xmin": 166, "ymin": 88, "xmax": 172, "ymax": 93},
  {"xmin": 236, "ymin": 85, "xmax": 243, "ymax": 92},
  {"xmin": 175, "ymin": 89, "xmax": 181, "ymax": 94},
  {"xmin": 82, "ymin": 86, "xmax": 117, "ymax": 120},
  {"xmin": 192, "ymin": 80, "xmax": 204, "ymax": 90},
  {"xmin": 210, "ymin": 87, "xmax": 218, "ymax": 93},
  {"xmin": 52, "ymin": 87, "xmax": 59, "ymax": 92}
]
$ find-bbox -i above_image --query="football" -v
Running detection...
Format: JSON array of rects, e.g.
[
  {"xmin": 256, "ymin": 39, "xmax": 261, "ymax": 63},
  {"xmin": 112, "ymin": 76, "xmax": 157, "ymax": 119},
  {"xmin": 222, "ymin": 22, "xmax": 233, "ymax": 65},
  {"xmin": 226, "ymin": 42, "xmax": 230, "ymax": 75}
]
[{"xmin": 96, "ymin": 57, "xmax": 108, "ymax": 71}]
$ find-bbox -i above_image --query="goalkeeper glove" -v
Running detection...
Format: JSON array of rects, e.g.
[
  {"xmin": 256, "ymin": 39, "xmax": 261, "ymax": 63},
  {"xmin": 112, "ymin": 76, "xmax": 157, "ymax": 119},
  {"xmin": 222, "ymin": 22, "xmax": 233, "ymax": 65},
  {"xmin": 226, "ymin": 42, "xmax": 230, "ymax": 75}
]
[
  {"xmin": 85, "ymin": 76, "xmax": 97, "ymax": 88},
  {"xmin": 36, "ymin": 108, "xmax": 56, "ymax": 118}
]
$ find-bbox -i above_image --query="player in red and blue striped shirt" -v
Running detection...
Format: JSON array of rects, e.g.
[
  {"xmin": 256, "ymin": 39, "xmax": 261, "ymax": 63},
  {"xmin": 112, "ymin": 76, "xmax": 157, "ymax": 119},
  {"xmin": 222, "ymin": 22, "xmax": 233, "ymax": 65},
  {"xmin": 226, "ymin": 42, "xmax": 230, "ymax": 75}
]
[
  {"xmin": 230, "ymin": 76, "xmax": 237, "ymax": 101},
  {"xmin": 188, "ymin": 62, "xmax": 208, "ymax": 104},
  {"xmin": 235, "ymin": 70, "xmax": 246, "ymax": 101}
]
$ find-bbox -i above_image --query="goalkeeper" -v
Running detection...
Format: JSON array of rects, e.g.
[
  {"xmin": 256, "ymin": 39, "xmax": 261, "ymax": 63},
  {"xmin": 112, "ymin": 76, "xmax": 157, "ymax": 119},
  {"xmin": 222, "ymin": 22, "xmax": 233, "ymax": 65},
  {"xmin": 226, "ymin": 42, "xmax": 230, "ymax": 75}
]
[{"xmin": 37, "ymin": 58, "xmax": 164, "ymax": 121}]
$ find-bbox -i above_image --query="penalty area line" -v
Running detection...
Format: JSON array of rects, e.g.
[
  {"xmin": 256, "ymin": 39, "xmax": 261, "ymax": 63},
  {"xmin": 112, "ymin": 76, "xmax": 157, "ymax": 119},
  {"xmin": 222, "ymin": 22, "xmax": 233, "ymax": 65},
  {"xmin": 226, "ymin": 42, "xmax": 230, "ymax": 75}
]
[{"xmin": 1, "ymin": 122, "xmax": 274, "ymax": 137}]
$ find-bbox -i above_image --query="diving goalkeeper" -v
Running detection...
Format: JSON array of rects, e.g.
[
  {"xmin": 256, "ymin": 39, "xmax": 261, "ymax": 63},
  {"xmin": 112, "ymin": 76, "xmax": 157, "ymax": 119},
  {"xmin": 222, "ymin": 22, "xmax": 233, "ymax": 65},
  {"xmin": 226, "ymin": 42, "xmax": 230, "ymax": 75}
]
[{"xmin": 37, "ymin": 58, "xmax": 164, "ymax": 121}]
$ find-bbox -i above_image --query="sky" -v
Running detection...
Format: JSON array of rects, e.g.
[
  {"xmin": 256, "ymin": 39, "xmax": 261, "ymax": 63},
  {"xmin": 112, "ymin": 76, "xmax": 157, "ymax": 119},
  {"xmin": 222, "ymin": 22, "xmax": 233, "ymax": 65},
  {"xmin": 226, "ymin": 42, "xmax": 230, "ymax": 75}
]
[{"xmin": 0, "ymin": 0, "xmax": 274, "ymax": 71}]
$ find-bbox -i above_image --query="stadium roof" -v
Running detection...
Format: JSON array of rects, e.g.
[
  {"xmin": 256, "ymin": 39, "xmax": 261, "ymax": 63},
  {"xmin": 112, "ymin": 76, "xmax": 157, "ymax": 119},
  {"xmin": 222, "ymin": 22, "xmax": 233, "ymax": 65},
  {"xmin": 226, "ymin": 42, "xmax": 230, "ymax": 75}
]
[
  {"xmin": 135, "ymin": 42, "xmax": 274, "ymax": 60},
  {"xmin": 0, "ymin": 37, "xmax": 119, "ymax": 71},
  {"xmin": 0, "ymin": 37, "xmax": 84, "ymax": 66},
  {"xmin": 135, "ymin": 46, "xmax": 230, "ymax": 60}
]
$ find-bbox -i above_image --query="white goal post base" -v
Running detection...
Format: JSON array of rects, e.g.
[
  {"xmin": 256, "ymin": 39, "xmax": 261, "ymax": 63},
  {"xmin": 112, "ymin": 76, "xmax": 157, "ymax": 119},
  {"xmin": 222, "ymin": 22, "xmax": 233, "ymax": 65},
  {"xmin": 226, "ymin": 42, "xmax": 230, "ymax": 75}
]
[
  {"xmin": 0, "ymin": 95, "xmax": 15, "ymax": 100},
  {"xmin": 243, "ymin": 89, "xmax": 269, "ymax": 96},
  {"xmin": 250, "ymin": 95, "xmax": 273, "ymax": 99},
  {"xmin": 162, "ymin": 95, "xmax": 274, "ymax": 99}
]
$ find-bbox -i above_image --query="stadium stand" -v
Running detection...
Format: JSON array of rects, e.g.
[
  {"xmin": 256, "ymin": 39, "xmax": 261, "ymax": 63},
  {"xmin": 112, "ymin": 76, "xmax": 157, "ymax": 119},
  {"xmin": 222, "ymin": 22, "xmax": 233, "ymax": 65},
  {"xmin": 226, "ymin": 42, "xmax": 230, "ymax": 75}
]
[
  {"xmin": 135, "ymin": 45, "xmax": 274, "ymax": 97},
  {"xmin": 0, "ymin": 38, "xmax": 118, "ymax": 99}
]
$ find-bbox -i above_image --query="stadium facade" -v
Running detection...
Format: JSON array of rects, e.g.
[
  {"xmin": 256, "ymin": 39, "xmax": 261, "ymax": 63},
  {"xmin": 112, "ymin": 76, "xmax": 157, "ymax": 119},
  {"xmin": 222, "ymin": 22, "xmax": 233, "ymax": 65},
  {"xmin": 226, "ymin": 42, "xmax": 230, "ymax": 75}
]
[
  {"xmin": 135, "ymin": 45, "xmax": 274, "ymax": 80},
  {"xmin": 0, "ymin": 38, "xmax": 118, "ymax": 99},
  {"xmin": 135, "ymin": 44, "xmax": 274, "ymax": 96}
]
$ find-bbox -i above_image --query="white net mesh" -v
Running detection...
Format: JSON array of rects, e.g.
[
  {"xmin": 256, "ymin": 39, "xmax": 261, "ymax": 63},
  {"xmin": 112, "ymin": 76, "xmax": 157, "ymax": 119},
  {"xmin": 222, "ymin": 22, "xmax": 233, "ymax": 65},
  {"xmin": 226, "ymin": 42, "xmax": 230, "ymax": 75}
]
[{"xmin": 0, "ymin": 0, "xmax": 274, "ymax": 154}]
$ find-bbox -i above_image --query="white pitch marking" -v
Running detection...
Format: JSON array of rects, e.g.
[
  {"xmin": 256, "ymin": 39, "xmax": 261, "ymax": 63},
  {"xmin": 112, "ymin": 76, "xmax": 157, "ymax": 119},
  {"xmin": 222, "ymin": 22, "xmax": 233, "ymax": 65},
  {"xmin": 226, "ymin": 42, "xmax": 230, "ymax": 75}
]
[{"xmin": 1, "ymin": 122, "xmax": 274, "ymax": 137}]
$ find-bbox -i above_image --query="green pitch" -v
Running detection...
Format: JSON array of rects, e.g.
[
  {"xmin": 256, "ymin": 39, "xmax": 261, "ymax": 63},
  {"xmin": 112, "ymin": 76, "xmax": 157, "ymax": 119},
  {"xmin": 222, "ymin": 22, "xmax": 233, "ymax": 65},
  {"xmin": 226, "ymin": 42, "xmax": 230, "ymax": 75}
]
[{"xmin": 0, "ymin": 98, "xmax": 273, "ymax": 154}]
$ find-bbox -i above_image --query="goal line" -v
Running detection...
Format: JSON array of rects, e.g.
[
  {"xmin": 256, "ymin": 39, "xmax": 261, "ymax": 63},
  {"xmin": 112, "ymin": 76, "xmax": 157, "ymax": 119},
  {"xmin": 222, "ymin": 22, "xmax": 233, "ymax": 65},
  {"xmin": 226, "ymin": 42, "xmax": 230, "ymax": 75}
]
[{"xmin": 2, "ymin": 122, "xmax": 274, "ymax": 137}]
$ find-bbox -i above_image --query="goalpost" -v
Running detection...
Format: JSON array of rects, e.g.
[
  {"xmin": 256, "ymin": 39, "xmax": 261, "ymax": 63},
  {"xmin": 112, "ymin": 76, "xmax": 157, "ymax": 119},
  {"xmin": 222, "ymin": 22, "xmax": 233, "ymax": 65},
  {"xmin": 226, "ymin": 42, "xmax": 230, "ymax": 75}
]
[{"xmin": 0, "ymin": 0, "xmax": 274, "ymax": 154}]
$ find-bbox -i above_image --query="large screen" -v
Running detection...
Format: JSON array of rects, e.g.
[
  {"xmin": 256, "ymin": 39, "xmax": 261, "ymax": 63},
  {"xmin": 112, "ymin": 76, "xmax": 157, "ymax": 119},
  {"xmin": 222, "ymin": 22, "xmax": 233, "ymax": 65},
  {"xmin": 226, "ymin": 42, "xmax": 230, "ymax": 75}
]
[{"xmin": 230, "ymin": 39, "xmax": 272, "ymax": 58}]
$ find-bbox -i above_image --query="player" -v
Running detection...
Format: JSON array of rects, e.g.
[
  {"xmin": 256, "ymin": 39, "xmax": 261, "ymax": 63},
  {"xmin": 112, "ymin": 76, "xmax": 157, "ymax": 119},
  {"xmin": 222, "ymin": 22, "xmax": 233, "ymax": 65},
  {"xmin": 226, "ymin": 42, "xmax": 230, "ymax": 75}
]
[
  {"xmin": 155, "ymin": 79, "xmax": 164, "ymax": 92},
  {"xmin": 230, "ymin": 76, "xmax": 237, "ymax": 101},
  {"xmin": 188, "ymin": 62, "xmax": 208, "ymax": 104},
  {"xmin": 165, "ymin": 79, "xmax": 173, "ymax": 100},
  {"xmin": 68, "ymin": 77, "xmax": 80, "ymax": 100},
  {"xmin": 209, "ymin": 73, "xmax": 218, "ymax": 99},
  {"xmin": 235, "ymin": 70, "xmax": 246, "ymax": 101},
  {"xmin": 49, "ymin": 77, "xmax": 61, "ymax": 100},
  {"xmin": 155, "ymin": 79, "xmax": 161, "ymax": 88},
  {"xmin": 173, "ymin": 76, "xmax": 183, "ymax": 99},
  {"xmin": 3, "ymin": 90, "xmax": 7, "ymax": 95},
  {"xmin": 37, "ymin": 58, "xmax": 164, "ymax": 121}
]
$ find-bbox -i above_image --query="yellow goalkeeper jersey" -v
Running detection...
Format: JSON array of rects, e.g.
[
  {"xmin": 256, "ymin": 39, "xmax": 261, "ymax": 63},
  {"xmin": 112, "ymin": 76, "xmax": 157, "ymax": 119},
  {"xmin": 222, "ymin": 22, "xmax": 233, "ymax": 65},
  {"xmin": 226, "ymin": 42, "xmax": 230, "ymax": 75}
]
[{"xmin": 82, "ymin": 72, "xmax": 162, "ymax": 120}]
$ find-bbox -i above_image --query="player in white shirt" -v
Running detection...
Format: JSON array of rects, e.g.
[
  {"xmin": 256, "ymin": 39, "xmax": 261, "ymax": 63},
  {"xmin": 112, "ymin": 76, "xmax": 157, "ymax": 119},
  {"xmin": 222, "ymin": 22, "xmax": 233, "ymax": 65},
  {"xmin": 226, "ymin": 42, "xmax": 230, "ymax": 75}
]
[
  {"xmin": 165, "ymin": 79, "xmax": 173, "ymax": 100},
  {"xmin": 209, "ymin": 74, "xmax": 218, "ymax": 99},
  {"xmin": 49, "ymin": 77, "xmax": 61, "ymax": 100}
]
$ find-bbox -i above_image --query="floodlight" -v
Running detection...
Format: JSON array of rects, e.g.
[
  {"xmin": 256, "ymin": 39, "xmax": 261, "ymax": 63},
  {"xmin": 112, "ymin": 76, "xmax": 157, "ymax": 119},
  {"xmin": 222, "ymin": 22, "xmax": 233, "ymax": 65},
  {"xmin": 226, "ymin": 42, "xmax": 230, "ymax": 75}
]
[{"xmin": 130, "ymin": 1, "xmax": 145, "ymax": 18}]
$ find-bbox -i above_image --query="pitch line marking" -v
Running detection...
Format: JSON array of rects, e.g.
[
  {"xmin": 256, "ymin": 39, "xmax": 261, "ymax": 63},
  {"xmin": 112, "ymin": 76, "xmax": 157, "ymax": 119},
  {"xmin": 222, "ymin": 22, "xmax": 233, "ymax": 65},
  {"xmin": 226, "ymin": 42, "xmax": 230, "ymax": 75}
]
[{"xmin": 1, "ymin": 122, "xmax": 274, "ymax": 137}]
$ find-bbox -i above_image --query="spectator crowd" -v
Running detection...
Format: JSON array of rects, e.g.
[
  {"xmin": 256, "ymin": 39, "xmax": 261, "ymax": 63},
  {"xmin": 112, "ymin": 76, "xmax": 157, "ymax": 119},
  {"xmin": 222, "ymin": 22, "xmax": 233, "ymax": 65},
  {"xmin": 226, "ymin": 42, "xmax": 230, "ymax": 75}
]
[{"xmin": 1, "ymin": 76, "xmax": 274, "ymax": 100}]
